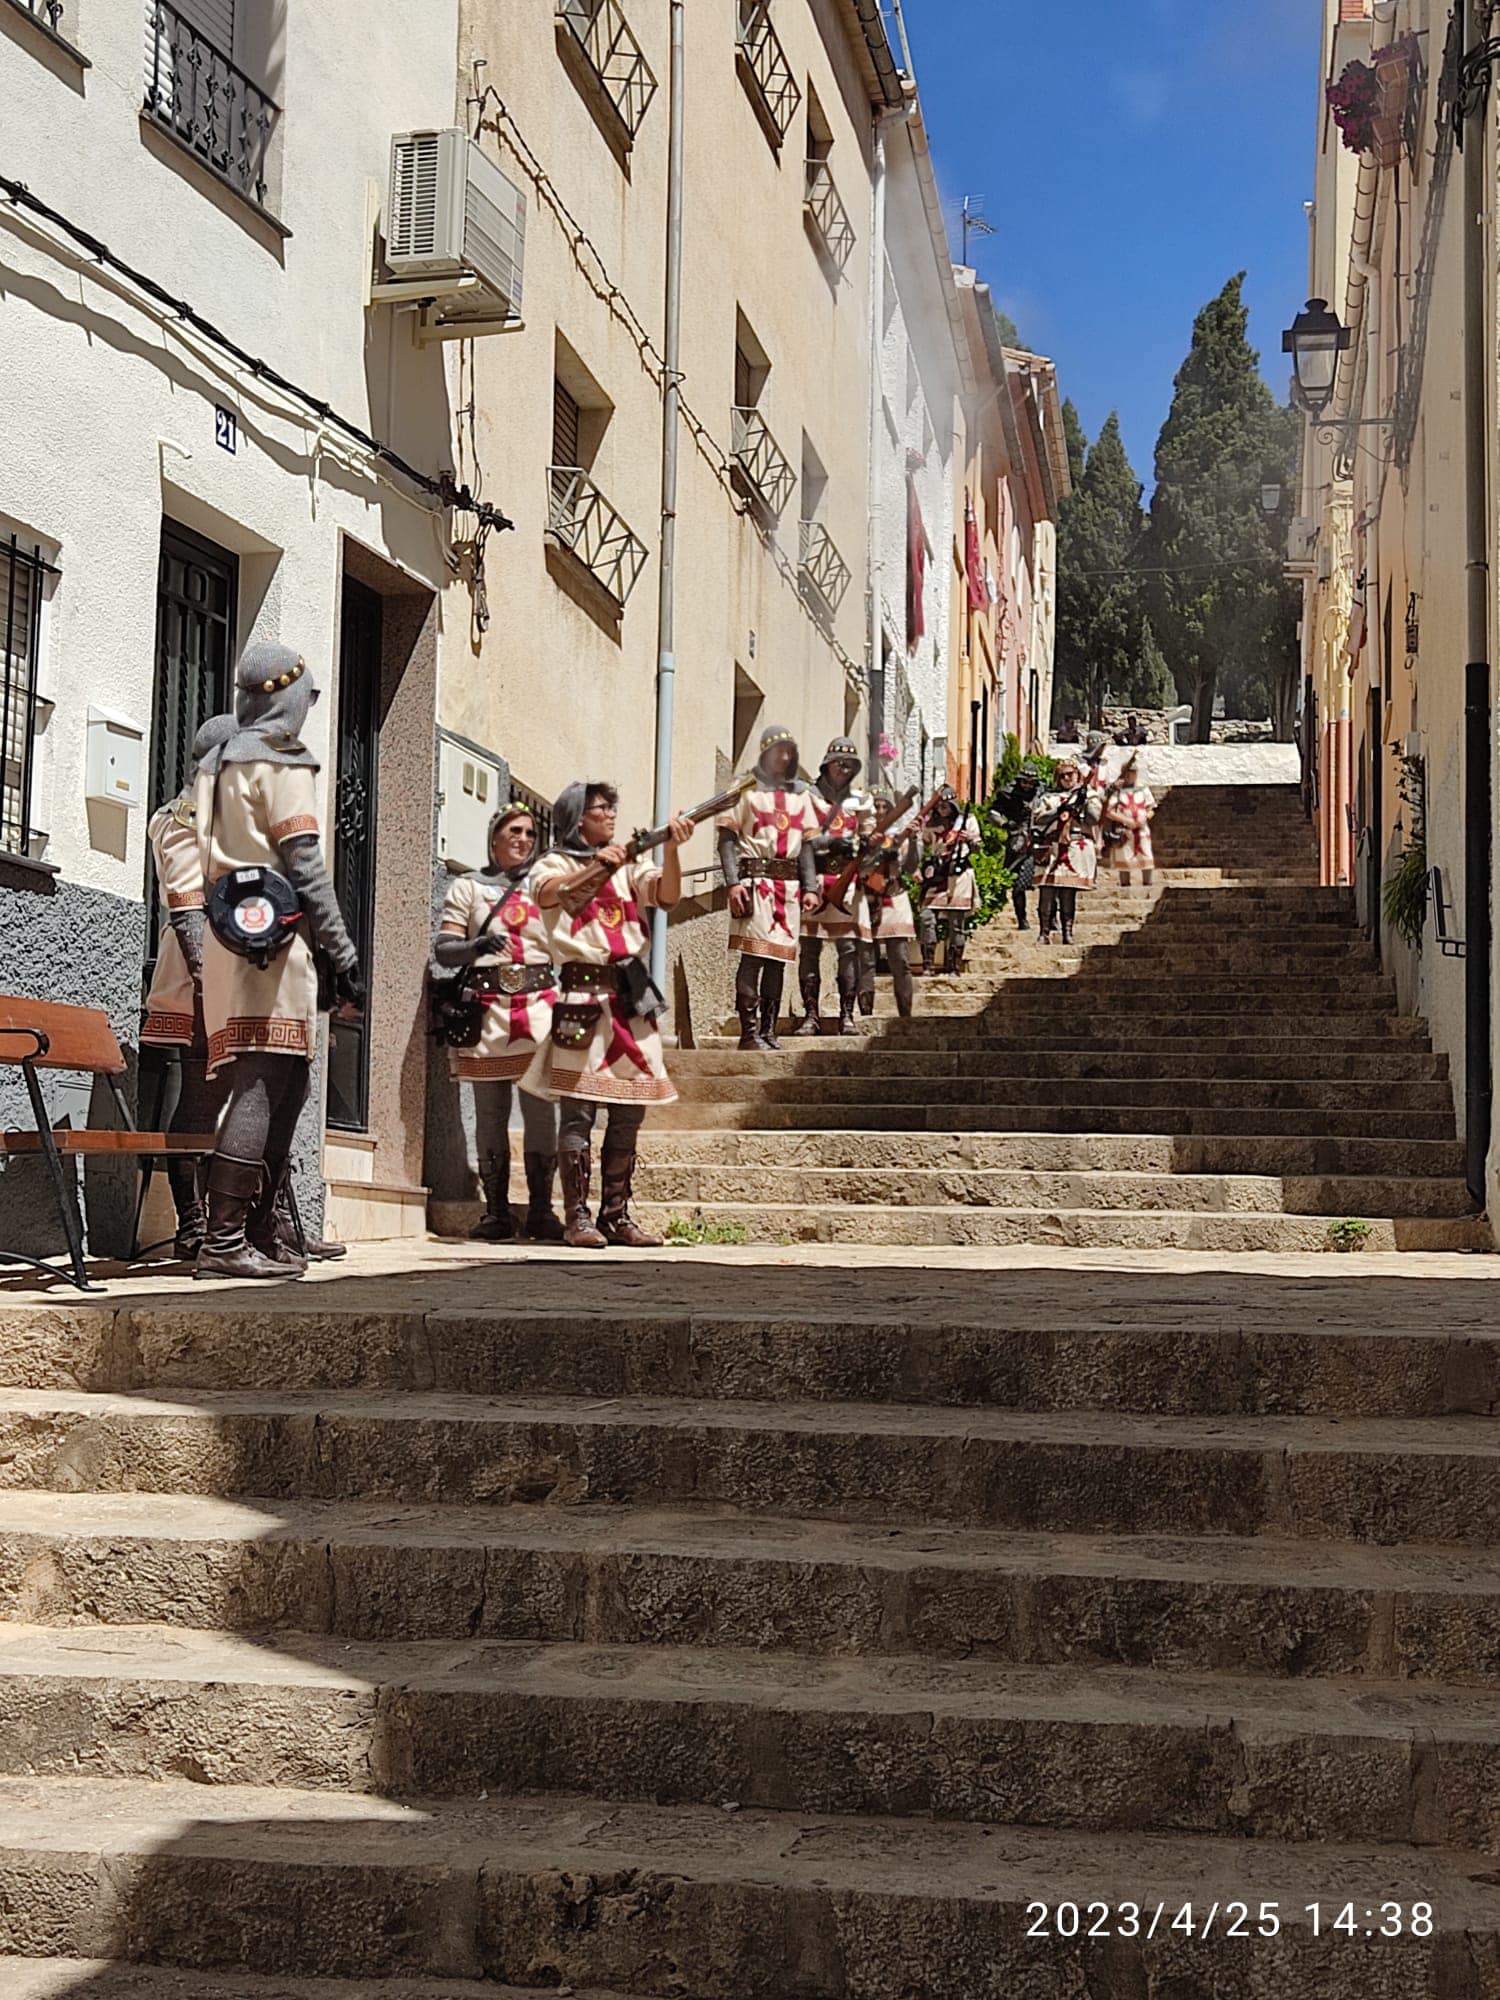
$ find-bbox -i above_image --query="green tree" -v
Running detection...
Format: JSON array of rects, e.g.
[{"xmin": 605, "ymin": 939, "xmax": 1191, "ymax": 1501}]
[
  {"xmin": 1060, "ymin": 397, "xmax": 1087, "ymax": 489},
  {"xmin": 1126, "ymin": 618, "xmax": 1176, "ymax": 710},
  {"xmin": 1144, "ymin": 275, "xmax": 1300, "ymax": 741},
  {"xmin": 1052, "ymin": 412, "xmax": 1144, "ymax": 731}
]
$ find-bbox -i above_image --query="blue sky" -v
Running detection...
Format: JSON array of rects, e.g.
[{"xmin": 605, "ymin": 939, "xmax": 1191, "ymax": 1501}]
[{"xmin": 901, "ymin": 0, "xmax": 1321, "ymax": 489}]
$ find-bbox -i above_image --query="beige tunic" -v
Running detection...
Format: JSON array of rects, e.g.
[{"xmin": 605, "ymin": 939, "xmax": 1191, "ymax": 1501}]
[
  {"xmin": 803, "ymin": 789, "xmax": 876, "ymax": 942},
  {"xmin": 920, "ymin": 814, "xmax": 981, "ymax": 913},
  {"xmin": 141, "ymin": 793, "xmax": 206, "ymax": 1047},
  {"xmin": 438, "ymin": 871, "xmax": 557, "ymax": 1083},
  {"xmin": 1037, "ymin": 789, "xmax": 1102, "ymax": 891},
  {"xmin": 1104, "ymin": 784, "xmax": 1156, "ymax": 872},
  {"xmin": 195, "ymin": 760, "xmax": 321, "ymax": 1078},
  {"xmin": 717, "ymin": 785, "xmax": 821, "ymax": 963},
  {"xmin": 531, "ymin": 854, "xmax": 677, "ymax": 1106}
]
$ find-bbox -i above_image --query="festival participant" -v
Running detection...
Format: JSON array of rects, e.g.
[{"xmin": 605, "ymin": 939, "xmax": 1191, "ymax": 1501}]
[
  {"xmin": 1034, "ymin": 753, "xmax": 1102, "ymax": 945},
  {"xmin": 531, "ymin": 781, "xmax": 693, "ymax": 1249},
  {"xmin": 917, "ymin": 787, "xmax": 981, "ymax": 977},
  {"xmin": 989, "ymin": 761, "xmax": 1044, "ymax": 932},
  {"xmin": 796, "ymin": 736, "xmax": 875, "ymax": 1038},
  {"xmin": 1103, "ymin": 753, "xmax": 1158, "ymax": 888},
  {"xmin": 434, "ymin": 803, "xmax": 563, "ymax": 1242},
  {"xmin": 194, "ymin": 643, "xmax": 362, "ymax": 1280},
  {"xmin": 141, "ymin": 713, "xmax": 235, "ymax": 1258},
  {"xmin": 855, "ymin": 793, "xmax": 919, "ymax": 1020},
  {"xmin": 716, "ymin": 725, "xmax": 821, "ymax": 1051}
]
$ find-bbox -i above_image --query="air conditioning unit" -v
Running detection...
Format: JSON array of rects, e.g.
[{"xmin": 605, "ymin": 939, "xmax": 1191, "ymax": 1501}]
[
  {"xmin": 1286, "ymin": 516, "xmax": 1318, "ymax": 570},
  {"xmin": 385, "ymin": 128, "xmax": 525, "ymax": 324},
  {"xmin": 437, "ymin": 737, "xmax": 503, "ymax": 872}
]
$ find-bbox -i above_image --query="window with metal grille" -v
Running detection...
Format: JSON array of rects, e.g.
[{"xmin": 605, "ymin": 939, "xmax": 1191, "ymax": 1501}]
[
  {"xmin": 508, "ymin": 777, "xmax": 554, "ymax": 856},
  {"xmin": 0, "ymin": 533, "xmax": 51, "ymax": 859}
]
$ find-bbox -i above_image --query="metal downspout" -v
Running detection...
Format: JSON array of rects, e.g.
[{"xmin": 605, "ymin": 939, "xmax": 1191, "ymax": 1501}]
[{"xmin": 650, "ymin": 0, "xmax": 685, "ymax": 992}]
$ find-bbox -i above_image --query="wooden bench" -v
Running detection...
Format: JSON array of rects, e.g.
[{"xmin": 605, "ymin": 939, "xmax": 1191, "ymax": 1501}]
[{"xmin": 0, "ymin": 996, "xmax": 216, "ymax": 1292}]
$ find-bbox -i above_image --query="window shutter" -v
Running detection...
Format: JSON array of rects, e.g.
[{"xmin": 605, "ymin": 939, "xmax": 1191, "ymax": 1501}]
[
  {"xmin": 175, "ymin": 0, "xmax": 235, "ymax": 54},
  {"xmin": 552, "ymin": 382, "xmax": 581, "ymax": 470}
]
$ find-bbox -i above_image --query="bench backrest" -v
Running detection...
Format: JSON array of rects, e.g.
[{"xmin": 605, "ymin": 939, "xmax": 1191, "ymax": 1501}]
[{"xmin": 0, "ymin": 996, "xmax": 126, "ymax": 1076}]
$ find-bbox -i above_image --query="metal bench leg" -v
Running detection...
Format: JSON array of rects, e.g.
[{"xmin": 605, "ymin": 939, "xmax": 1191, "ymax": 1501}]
[{"xmin": 19, "ymin": 1056, "xmax": 100, "ymax": 1293}]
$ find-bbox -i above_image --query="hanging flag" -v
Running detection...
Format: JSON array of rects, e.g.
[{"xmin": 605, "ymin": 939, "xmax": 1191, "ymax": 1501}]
[
  {"xmin": 964, "ymin": 493, "xmax": 987, "ymax": 610},
  {"xmin": 906, "ymin": 474, "xmax": 927, "ymax": 652}
]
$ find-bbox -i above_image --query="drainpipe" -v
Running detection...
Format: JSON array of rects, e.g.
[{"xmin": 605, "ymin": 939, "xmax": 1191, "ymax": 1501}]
[
  {"xmin": 650, "ymin": 0, "xmax": 685, "ymax": 992},
  {"xmin": 1461, "ymin": 0, "xmax": 1492, "ymax": 1203}
]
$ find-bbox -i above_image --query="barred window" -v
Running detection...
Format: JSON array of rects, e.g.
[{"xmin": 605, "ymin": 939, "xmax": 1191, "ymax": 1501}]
[
  {"xmin": 508, "ymin": 777, "xmax": 554, "ymax": 856},
  {"xmin": 0, "ymin": 533, "xmax": 50, "ymax": 859}
]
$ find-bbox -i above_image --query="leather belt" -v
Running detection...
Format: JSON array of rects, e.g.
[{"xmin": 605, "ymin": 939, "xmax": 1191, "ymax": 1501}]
[
  {"xmin": 475, "ymin": 963, "xmax": 555, "ymax": 997},
  {"xmin": 742, "ymin": 857, "xmax": 801, "ymax": 881},
  {"xmin": 560, "ymin": 962, "xmax": 627, "ymax": 996}
]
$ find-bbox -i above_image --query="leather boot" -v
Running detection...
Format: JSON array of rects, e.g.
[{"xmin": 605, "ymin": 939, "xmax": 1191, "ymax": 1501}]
[
  {"xmin": 736, "ymin": 1000, "xmax": 766, "ymax": 1052},
  {"xmin": 195, "ymin": 1156, "xmax": 289, "ymax": 1281},
  {"xmin": 837, "ymin": 995, "xmax": 858, "ymax": 1036},
  {"xmin": 167, "ymin": 1157, "xmax": 207, "ymax": 1261},
  {"xmin": 470, "ymin": 1154, "xmax": 516, "ymax": 1242},
  {"xmin": 1059, "ymin": 914, "xmax": 1074, "ymax": 945},
  {"xmin": 857, "ymin": 988, "xmax": 876, "ymax": 1018},
  {"xmin": 792, "ymin": 970, "xmax": 822, "ymax": 1035},
  {"xmin": 949, "ymin": 940, "xmax": 966, "ymax": 979},
  {"xmin": 559, "ymin": 1147, "xmax": 606, "ymax": 1249},
  {"xmin": 759, "ymin": 997, "xmax": 783, "ymax": 1051},
  {"xmin": 523, "ymin": 1151, "xmax": 566, "ymax": 1241},
  {"xmin": 249, "ymin": 1168, "xmax": 309, "ymax": 1274},
  {"xmin": 918, "ymin": 943, "xmax": 936, "ymax": 976},
  {"xmin": 598, "ymin": 1146, "xmax": 663, "ymax": 1247}
]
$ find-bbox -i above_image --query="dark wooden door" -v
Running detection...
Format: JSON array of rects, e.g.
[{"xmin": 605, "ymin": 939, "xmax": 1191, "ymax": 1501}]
[{"xmin": 327, "ymin": 578, "xmax": 382, "ymax": 1131}]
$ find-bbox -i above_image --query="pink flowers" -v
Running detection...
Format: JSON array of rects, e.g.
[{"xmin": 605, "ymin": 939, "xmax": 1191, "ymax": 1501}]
[{"xmin": 1327, "ymin": 60, "xmax": 1378, "ymax": 155}]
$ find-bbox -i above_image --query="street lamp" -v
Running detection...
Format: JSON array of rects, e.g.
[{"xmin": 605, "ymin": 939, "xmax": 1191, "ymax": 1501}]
[
  {"xmin": 1281, "ymin": 298, "xmax": 1351, "ymax": 420},
  {"xmin": 1260, "ymin": 480, "xmax": 1283, "ymax": 515}
]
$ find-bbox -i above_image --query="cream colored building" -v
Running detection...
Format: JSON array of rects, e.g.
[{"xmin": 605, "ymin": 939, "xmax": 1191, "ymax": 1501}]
[{"xmin": 1292, "ymin": 0, "xmax": 1499, "ymax": 1208}]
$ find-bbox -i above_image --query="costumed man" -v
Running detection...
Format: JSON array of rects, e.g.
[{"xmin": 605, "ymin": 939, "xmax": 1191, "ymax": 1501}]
[
  {"xmin": 1034, "ymin": 752, "xmax": 1102, "ymax": 944},
  {"xmin": 194, "ymin": 642, "xmax": 363, "ymax": 1281},
  {"xmin": 989, "ymin": 761, "xmax": 1044, "ymax": 931},
  {"xmin": 795, "ymin": 736, "xmax": 876, "ymax": 1037},
  {"xmin": 531, "ymin": 781, "xmax": 693, "ymax": 1249},
  {"xmin": 917, "ymin": 787, "xmax": 981, "ymax": 977},
  {"xmin": 854, "ymin": 795, "xmax": 919, "ymax": 1020},
  {"xmin": 434, "ymin": 802, "xmax": 564, "ymax": 1243},
  {"xmin": 141, "ymin": 713, "xmax": 236, "ymax": 1259},
  {"xmin": 1102, "ymin": 754, "xmax": 1158, "ymax": 888},
  {"xmin": 716, "ymin": 724, "xmax": 821, "ymax": 1051}
]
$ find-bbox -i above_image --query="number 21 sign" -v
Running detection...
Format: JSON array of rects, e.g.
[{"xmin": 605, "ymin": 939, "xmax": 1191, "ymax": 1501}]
[{"xmin": 215, "ymin": 406, "xmax": 238, "ymax": 455}]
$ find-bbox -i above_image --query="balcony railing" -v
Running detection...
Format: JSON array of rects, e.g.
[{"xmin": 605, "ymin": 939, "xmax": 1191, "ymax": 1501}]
[
  {"xmin": 736, "ymin": 0, "xmax": 801, "ymax": 146},
  {"xmin": 804, "ymin": 159, "xmax": 855, "ymax": 274},
  {"xmin": 556, "ymin": 0, "xmax": 657, "ymax": 139},
  {"xmin": 143, "ymin": 0, "xmax": 280, "ymax": 213},
  {"xmin": 547, "ymin": 467, "xmax": 649, "ymax": 606},
  {"xmin": 731, "ymin": 407, "xmax": 796, "ymax": 522},
  {"xmin": 799, "ymin": 518, "xmax": 851, "ymax": 615},
  {"xmin": 12, "ymin": 0, "xmax": 62, "ymax": 28}
]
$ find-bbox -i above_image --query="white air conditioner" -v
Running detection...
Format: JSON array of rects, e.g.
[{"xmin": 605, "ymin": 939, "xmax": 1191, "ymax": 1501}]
[
  {"xmin": 386, "ymin": 128, "xmax": 525, "ymax": 322},
  {"xmin": 1286, "ymin": 516, "xmax": 1318, "ymax": 569}
]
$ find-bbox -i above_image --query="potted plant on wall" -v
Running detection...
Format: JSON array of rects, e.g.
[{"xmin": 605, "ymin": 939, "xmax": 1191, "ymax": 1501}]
[{"xmin": 1328, "ymin": 59, "xmax": 1378, "ymax": 155}]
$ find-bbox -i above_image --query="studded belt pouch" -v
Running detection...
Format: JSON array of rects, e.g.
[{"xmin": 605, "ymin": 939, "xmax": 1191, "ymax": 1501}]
[{"xmin": 551, "ymin": 997, "xmax": 602, "ymax": 1049}]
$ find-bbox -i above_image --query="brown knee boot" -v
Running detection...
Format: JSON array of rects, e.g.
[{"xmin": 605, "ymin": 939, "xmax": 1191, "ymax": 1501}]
[
  {"xmin": 248, "ymin": 1166, "xmax": 309, "ymax": 1274},
  {"xmin": 759, "ymin": 995, "xmax": 783, "ymax": 1051},
  {"xmin": 195, "ymin": 1156, "xmax": 290, "ymax": 1281},
  {"xmin": 523, "ymin": 1151, "xmax": 566, "ymax": 1241},
  {"xmin": 598, "ymin": 1146, "xmax": 663, "ymax": 1247},
  {"xmin": 792, "ymin": 969, "xmax": 822, "ymax": 1035},
  {"xmin": 735, "ymin": 999, "xmax": 766, "ymax": 1052},
  {"xmin": 469, "ymin": 1153, "xmax": 516, "ymax": 1243},
  {"xmin": 166, "ymin": 1157, "xmax": 207, "ymax": 1261},
  {"xmin": 559, "ymin": 1146, "xmax": 606, "ymax": 1249}
]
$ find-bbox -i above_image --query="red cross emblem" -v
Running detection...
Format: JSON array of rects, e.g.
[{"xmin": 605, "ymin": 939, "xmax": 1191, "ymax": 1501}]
[
  {"xmin": 602, "ymin": 1000, "xmax": 653, "ymax": 1078},
  {"xmin": 572, "ymin": 890, "xmax": 641, "ymax": 960},
  {"xmin": 751, "ymin": 790, "xmax": 799, "ymax": 859}
]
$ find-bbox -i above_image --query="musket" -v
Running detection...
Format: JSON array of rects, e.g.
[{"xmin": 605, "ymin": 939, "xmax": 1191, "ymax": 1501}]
[
  {"xmin": 825, "ymin": 785, "xmax": 936, "ymax": 913},
  {"xmin": 558, "ymin": 771, "xmax": 754, "ymax": 916}
]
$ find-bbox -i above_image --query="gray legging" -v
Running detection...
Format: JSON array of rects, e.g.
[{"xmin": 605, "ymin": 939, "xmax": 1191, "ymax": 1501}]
[
  {"xmin": 858, "ymin": 936, "xmax": 914, "ymax": 1015},
  {"xmin": 558, "ymin": 1098, "xmax": 646, "ymax": 1155},
  {"xmin": 473, "ymin": 1080, "xmax": 557, "ymax": 1172},
  {"xmin": 216, "ymin": 1052, "xmax": 309, "ymax": 1170},
  {"xmin": 918, "ymin": 907, "xmax": 968, "ymax": 954}
]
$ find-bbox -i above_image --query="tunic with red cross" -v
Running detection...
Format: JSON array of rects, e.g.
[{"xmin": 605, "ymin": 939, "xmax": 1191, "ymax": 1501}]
[{"xmin": 532, "ymin": 855, "xmax": 660, "ymax": 966}]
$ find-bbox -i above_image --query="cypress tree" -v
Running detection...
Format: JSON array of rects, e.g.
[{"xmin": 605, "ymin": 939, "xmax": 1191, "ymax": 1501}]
[
  {"xmin": 1145, "ymin": 275, "xmax": 1299, "ymax": 741},
  {"xmin": 1053, "ymin": 412, "xmax": 1144, "ymax": 731}
]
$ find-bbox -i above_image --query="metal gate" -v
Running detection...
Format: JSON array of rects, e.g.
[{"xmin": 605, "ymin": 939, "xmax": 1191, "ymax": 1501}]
[
  {"xmin": 147, "ymin": 522, "xmax": 237, "ymax": 972},
  {"xmin": 327, "ymin": 578, "xmax": 381, "ymax": 1132}
]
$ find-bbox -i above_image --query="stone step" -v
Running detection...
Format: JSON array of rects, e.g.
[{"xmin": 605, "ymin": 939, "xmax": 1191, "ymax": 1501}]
[
  {"xmin": 11, "ymin": 1491, "xmax": 1500, "ymax": 1682},
  {"xmin": 654, "ymin": 1102, "xmax": 1458, "ymax": 1138},
  {"xmin": 1, "ymin": 1969, "xmax": 637, "ymax": 2000},
  {"xmin": 671, "ymin": 1076, "xmax": 1454, "ymax": 1112},
  {"xmin": 4, "ymin": 1624, "xmax": 1498, "ymax": 1850},
  {"xmin": 632, "ymin": 1165, "xmax": 1477, "ymax": 1218},
  {"xmin": 636, "ymin": 1129, "xmax": 1468, "ymax": 1175},
  {"xmin": 672, "ymin": 1050, "xmax": 1448, "ymax": 1081},
  {"xmin": 716, "ymin": 1016, "xmax": 1434, "ymax": 1047},
  {"xmin": 630, "ymin": 1202, "xmax": 1489, "ymax": 1254},
  {"xmin": 0, "ymin": 1774, "xmax": 1493, "ymax": 1996},
  {"xmin": 11, "ymin": 1290, "xmax": 1500, "ymax": 1414},
  {"xmin": 5, "ymin": 1390, "xmax": 1500, "ymax": 1541}
]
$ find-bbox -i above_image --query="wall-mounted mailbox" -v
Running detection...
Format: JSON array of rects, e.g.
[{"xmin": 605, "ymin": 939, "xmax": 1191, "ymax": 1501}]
[
  {"xmin": 437, "ymin": 736, "xmax": 502, "ymax": 872},
  {"xmin": 85, "ymin": 708, "xmax": 146, "ymax": 810}
]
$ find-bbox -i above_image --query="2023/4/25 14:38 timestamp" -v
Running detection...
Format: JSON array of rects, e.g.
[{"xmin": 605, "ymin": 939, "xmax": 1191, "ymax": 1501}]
[{"xmin": 1024, "ymin": 1901, "xmax": 1434, "ymax": 1939}]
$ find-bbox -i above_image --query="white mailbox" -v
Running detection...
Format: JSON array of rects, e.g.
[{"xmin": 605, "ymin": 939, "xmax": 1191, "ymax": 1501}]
[
  {"xmin": 85, "ymin": 708, "xmax": 146, "ymax": 810},
  {"xmin": 437, "ymin": 737, "xmax": 502, "ymax": 871}
]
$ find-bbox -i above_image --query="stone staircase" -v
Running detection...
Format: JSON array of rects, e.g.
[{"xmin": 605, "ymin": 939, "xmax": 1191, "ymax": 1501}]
[{"xmin": 657, "ymin": 784, "xmax": 1489, "ymax": 1252}]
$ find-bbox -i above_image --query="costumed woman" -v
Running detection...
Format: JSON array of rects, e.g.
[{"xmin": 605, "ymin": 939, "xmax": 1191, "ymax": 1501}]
[
  {"xmin": 988, "ymin": 760, "xmax": 1044, "ymax": 932},
  {"xmin": 531, "ymin": 781, "xmax": 693, "ymax": 1249},
  {"xmin": 716, "ymin": 724, "xmax": 821, "ymax": 1050},
  {"xmin": 1102, "ymin": 754, "xmax": 1157, "ymax": 888},
  {"xmin": 1034, "ymin": 752, "xmax": 1101, "ymax": 945},
  {"xmin": 140, "ymin": 712, "xmax": 235, "ymax": 1258},
  {"xmin": 194, "ymin": 642, "xmax": 363, "ymax": 1280},
  {"xmin": 855, "ymin": 792, "xmax": 920, "ymax": 1020},
  {"xmin": 797, "ymin": 735, "xmax": 875, "ymax": 1037},
  {"xmin": 917, "ymin": 786, "xmax": 981, "ymax": 976},
  {"xmin": 434, "ymin": 801, "xmax": 564, "ymax": 1242}
]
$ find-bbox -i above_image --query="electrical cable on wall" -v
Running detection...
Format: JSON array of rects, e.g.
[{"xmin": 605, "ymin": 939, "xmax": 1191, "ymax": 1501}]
[{"xmin": 0, "ymin": 170, "xmax": 515, "ymax": 544}]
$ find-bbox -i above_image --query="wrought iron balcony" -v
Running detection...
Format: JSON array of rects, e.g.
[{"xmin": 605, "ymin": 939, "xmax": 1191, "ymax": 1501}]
[
  {"xmin": 799, "ymin": 519, "xmax": 851, "ymax": 616},
  {"xmin": 804, "ymin": 159, "xmax": 855, "ymax": 274},
  {"xmin": 12, "ymin": 0, "xmax": 63, "ymax": 28},
  {"xmin": 736, "ymin": 0, "xmax": 801, "ymax": 147},
  {"xmin": 144, "ymin": 0, "xmax": 280, "ymax": 214},
  {"xmin": 731, "ymin": 407, "xmax": 796, "ymax": 522},
  {"xmin": 556, "ymin": 0, "xmax": 657, "ymax": 139},
  {"xmin": 547, "ymin": 466, "xmax": 649, "ymax": 606}
]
